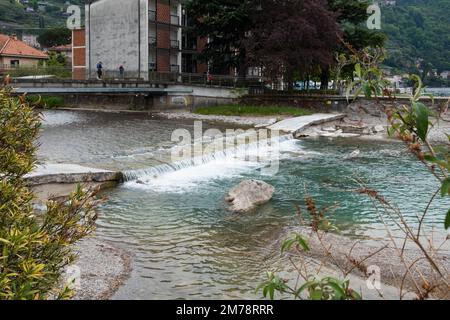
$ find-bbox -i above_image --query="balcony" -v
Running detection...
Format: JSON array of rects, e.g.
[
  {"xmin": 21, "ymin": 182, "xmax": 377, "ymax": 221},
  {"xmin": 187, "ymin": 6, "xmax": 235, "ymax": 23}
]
[
  {"xmin": 170, "ymin": 15, "xmax": 180, "ymax": 25},
  {"xmin": 149, "ymin": 10, "xmax": 156, "ymax": 21},
  {"xmin": 170, "ymin": 39, "xmax": 180, "ymax": 49},
  {"xmin": 170, "ymin": 64, "xmax": 180, "ymax": 73},
  {"xmin": 149, "ymin": 36, "xmax": 156, "ymax": 47},
  {"xmin": 182, "ymin": 41, "xmax": 197, "ymax": 51}
]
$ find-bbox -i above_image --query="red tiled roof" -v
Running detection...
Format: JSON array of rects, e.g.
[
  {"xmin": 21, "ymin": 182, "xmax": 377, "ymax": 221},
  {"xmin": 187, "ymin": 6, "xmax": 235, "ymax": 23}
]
[
  {"xmin": 0, "ymin": 34, "xmax": 48, "ymax": 59},
  {"xmin": 48, "ymin": 44, "xmax": 72, "ymax": 52}
]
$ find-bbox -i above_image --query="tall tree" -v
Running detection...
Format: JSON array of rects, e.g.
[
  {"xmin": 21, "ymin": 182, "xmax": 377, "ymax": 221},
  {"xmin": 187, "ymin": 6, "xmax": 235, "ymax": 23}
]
[
  {"xmin": 183, "ymin": 0, "xmax": 253, "ymax": 77},
  {"xmin": 37, "ymin": 27, "xmax": 71, "ymax": 48},
  {"xmin": 245, "ymin": 0, "xmax": 342, "ymax": 89},
  {"xmin": 321, "ymin": 0, "xmax": 386, "ymax": 88}
]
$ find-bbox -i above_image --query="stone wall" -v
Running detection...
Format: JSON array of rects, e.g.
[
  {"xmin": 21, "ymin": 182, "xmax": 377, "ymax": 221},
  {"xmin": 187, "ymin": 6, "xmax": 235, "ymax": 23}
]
[{"xmin": 241, "ymin": 94, "xmax": 449, "ymax": 113}]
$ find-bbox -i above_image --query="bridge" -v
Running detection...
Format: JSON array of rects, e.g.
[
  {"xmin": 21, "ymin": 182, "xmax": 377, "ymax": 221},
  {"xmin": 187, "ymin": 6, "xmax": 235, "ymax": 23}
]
[
  {"xmin": 13, "ymin": 87, "xmax": 194, "ymax": 95},
  {"xmin": 9, "ymin": 78, "xmax": 241, "ymax": 110}
]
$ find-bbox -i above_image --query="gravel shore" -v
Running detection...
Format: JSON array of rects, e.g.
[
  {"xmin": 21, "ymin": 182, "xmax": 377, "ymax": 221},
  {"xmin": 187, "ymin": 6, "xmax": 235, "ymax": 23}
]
[{"xmin": 71, "ymin": 238, "xmax": 131, "ymax": 300}]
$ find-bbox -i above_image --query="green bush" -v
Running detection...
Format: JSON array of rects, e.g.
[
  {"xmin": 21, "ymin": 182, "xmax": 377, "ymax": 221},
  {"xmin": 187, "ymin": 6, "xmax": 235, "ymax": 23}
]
[
  {"xmin": 0, "ymin": 88, "xmax": 98, "ymax": 300},
  {"xmin": 26, "ymin": 95, "xmax": 65, "ymax": 109},
  {"xmin": 7, "ymin": 66, "xmax": 72, "ymax": 79},
  {"xmin": 195, "ymin": 105, "xmax": 313, "ymax": 117}
]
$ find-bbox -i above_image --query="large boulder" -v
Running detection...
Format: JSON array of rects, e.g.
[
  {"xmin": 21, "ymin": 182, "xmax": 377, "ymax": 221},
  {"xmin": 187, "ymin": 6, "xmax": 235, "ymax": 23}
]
[{"xmin": 226, "ymin": 180, "xmax": 275, "ymax": 213}]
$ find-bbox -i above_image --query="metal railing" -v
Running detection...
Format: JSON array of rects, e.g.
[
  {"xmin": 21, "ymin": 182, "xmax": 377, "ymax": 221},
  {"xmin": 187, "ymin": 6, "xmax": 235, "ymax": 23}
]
[
  {"xmin": 180, "ymin": 73, "xmax": 263, "ymax": 88},
  {"xmin": 182, "ymin": 42, "xmax": 197, "ymax": 51},
  {"xmin": 170, "ymin": 39, "xmax": 180, "ymax": 49},
  {"xmin": 170, "ymin": 65, "xmax": 180, "ymax": 73},
  {"xmin": 1, "ymin": 65, "xmax": 267, "ymax": 88},
  {"xmin": 148, "ymin": 71, "xmax": 179, "ymax": 83},
  {"xmin": 170, "ymin": 15, "xmax": 180, "ymax": 25},
  {"xmin": 88, "ymin": 69, "xmax": 148, "ymax": 81},
  {"xmin": 149, "ymin": 10, "xmax": 156, "ymax": 21},
  {"xmin": 1, "ymin": 65, "xmax": 72, "ymax": 79}
]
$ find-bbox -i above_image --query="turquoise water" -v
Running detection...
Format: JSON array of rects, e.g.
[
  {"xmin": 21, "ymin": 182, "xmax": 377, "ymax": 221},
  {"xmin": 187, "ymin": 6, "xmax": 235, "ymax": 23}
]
[
  {"xmin": 38, "ymin": 111, "xmax": 449, "ymax": 299},
  {"xmin": 95, "ymin": 137, "xmax": 449, "ymax": 299}
]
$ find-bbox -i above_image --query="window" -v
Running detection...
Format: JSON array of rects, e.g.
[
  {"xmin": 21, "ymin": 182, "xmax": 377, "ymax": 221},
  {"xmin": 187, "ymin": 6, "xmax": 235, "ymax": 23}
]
[{"xmin": 10, "ymin": 60, "xmax": 19, "ymax": 68}]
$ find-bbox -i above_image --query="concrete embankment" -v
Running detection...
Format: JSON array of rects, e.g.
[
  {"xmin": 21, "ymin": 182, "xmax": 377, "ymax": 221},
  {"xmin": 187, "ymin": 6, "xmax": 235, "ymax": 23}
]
[
  {"xmin": 26, "ymin": 164, "xmax": 123, "ymax": 201},
  {"xmin": 25, "ymin": 164, "xmax": 130, "ymax": 300}
]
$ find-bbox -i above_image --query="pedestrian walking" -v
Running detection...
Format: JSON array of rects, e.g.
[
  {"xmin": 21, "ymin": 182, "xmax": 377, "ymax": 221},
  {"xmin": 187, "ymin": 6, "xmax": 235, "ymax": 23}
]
[
  {"xmin": 119, "ymin": 65, "xmax": 124, "ymax": 80},
  {"xmin": 96, "ymin": 61, "xmax": 103, "ymax": 80}
]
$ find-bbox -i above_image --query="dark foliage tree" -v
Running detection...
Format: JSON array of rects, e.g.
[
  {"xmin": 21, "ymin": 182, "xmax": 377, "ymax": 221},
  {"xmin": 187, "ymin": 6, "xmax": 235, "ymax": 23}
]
[
  {"xmin": 37, "ymin": 27, "xmax": 71, "ymax": 48},
  {"xmin": 183, "ymin": 0, "xmax": 253, "ymax": 77},
  {"xmin": 245, "ymin": 0, "xmax": 342, "ymax": 89}
]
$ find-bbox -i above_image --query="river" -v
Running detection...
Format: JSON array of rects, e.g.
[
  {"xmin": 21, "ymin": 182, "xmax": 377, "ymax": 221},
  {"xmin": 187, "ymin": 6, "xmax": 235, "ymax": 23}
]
[{"xmin": 39, "ymin": 110, "xmax": 449, "ymax": 299}]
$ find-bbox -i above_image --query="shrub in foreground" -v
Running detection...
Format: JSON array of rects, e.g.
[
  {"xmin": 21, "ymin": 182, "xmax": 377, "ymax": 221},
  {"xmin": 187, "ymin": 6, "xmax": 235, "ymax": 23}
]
[{"xmin": 0, "ymin": 88, "xmax": 98, "ymax": 300}]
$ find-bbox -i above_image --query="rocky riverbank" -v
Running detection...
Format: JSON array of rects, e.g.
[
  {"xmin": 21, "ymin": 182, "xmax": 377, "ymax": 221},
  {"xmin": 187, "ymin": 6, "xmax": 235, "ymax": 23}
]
[
  {"xmin": 275, "ymin": 226, "xmax": 450, "ymax": 300},
  {"xmin": 155, "ymin": 111, "xmax": 279, "ymax": 128}
]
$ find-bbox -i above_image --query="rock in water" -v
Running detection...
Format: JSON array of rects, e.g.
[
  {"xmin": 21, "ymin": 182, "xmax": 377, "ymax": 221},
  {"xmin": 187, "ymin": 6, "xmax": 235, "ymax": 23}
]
[
  {"xmin": 373, "ymin": 125, "xmax": 385, "ymax": 133},
  {"xmin": 226, "ymin": 180, "xmax": 275, "ymax": 213},
  {"xmin": 344, "ymin": 148, "xmax": 361, "ymax": 160}
]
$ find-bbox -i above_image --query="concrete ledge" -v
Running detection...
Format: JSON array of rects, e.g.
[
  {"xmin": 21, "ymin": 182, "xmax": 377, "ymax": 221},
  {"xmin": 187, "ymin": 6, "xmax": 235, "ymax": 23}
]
[
  {"xmin": 25, "ymin": 164, "xmax": 123, "ymax": 186},
  {"xmin": 268, "ymin": 113, "xmax": 346, "ymax": 135}
]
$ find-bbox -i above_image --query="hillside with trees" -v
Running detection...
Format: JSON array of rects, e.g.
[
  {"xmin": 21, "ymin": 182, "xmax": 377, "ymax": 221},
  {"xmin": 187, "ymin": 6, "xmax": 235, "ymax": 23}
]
[
  {"xmin": 0, "ymin": 0, "xmax": 84, "ymax": 32},
  {"xmin": 382, "ymin": 0, "xmax": 450, "ymax": 76}
]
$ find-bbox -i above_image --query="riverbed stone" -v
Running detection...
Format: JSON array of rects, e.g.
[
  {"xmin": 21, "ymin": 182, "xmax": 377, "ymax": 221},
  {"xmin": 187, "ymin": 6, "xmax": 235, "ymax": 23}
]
[
  {"xmin": 373, "ymin": 125, "xmax": 385, "ymax": 133},
  {"xmin": 336, "ymin": 124, "xmax": 368, "ymax": 134},
  {"xmin": 226, "ymin": 180, "xmax": 275, "ymax": 212}
]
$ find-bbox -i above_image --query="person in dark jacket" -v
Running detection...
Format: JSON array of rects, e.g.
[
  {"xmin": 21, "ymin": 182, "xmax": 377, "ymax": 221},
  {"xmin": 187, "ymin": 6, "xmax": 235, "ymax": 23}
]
[
  {"xmin": 119, "ymin": 65, "xmax": 124, "ymax": 80},
  {"xmin": 96, "ymin": 61, "xmax": 103, "ymax": 80}
]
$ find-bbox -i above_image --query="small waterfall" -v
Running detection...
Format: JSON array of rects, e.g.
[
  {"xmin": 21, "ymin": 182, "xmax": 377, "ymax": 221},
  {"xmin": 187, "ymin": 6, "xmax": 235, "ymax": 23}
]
[{"xmin": 122, "ymin": 134, "xmax": 295, "ymax": 182}]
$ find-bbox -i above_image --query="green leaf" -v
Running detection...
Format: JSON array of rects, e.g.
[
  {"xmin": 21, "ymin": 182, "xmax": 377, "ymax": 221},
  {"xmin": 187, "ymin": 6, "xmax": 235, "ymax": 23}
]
[
  {"xmin": 296, "ymin": 282, "xmax": 312, "ymax": 298},
  {"xmin": 423, "ymin": 154, "xmax": 437, "ymax": 162},
  {"xmin": 445, "ymin": 210, "xmax": 450, "ymax": 230},
  {"xmin": 263, "ymin": 285, "xmax": 269, "ymax": 298},
  {"xmin": 311, "ymin": 289, "xmax": 323, "ymax": 300},
  {"xmin": 281, "ymin": 239, "xmax": 295, "ymax": 253},
  {"xmin": 295, "ymin": 235, "xmax": 310, "ymax": 252},
  {"xmin": 413, "ymin": 102, "xmax": 429, "ymax": 141},
  {"xmin": 354, "ymin": 64, "xmax": 361, "ymax": 78},
  {"xmin": 268, "ymin": 284, "xmax": 275, "ymax": 300},
  {"xmin": 281, "ymin": 234, "xmax": 310, "ymax": 253},
  {"xmin": 441, "ymin": 178, "xmax": 450, "ymax": 197},
  {"xmin": 327, "ymin": 282, "xmax": 345, "ymax": 300},
  {"xmin": 387, "ymin": 126, "xmax": 396, "ymax": 137},
  {"xmin": 362, "ymin": 83, "xmax": 372, "ymax": 98}
]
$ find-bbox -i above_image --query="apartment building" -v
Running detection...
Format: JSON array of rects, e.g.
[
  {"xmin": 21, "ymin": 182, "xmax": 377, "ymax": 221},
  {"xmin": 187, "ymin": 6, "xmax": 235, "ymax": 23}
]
[{"xmin": 73, "ymin": 0, "xmax": 206, "ymax": 80}]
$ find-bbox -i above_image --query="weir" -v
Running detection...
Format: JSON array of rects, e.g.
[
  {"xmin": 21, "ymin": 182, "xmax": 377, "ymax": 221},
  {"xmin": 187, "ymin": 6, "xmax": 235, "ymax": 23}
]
[{"xmin": 122, "ymin": 134, "xmax": 296, "ymax": 183}]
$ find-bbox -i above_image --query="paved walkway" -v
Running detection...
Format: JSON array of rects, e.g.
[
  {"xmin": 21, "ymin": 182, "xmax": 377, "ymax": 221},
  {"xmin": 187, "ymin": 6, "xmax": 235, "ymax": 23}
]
[{"xmin": 268, "ymin": 113, "xmax": 345, "ymax": 134}]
